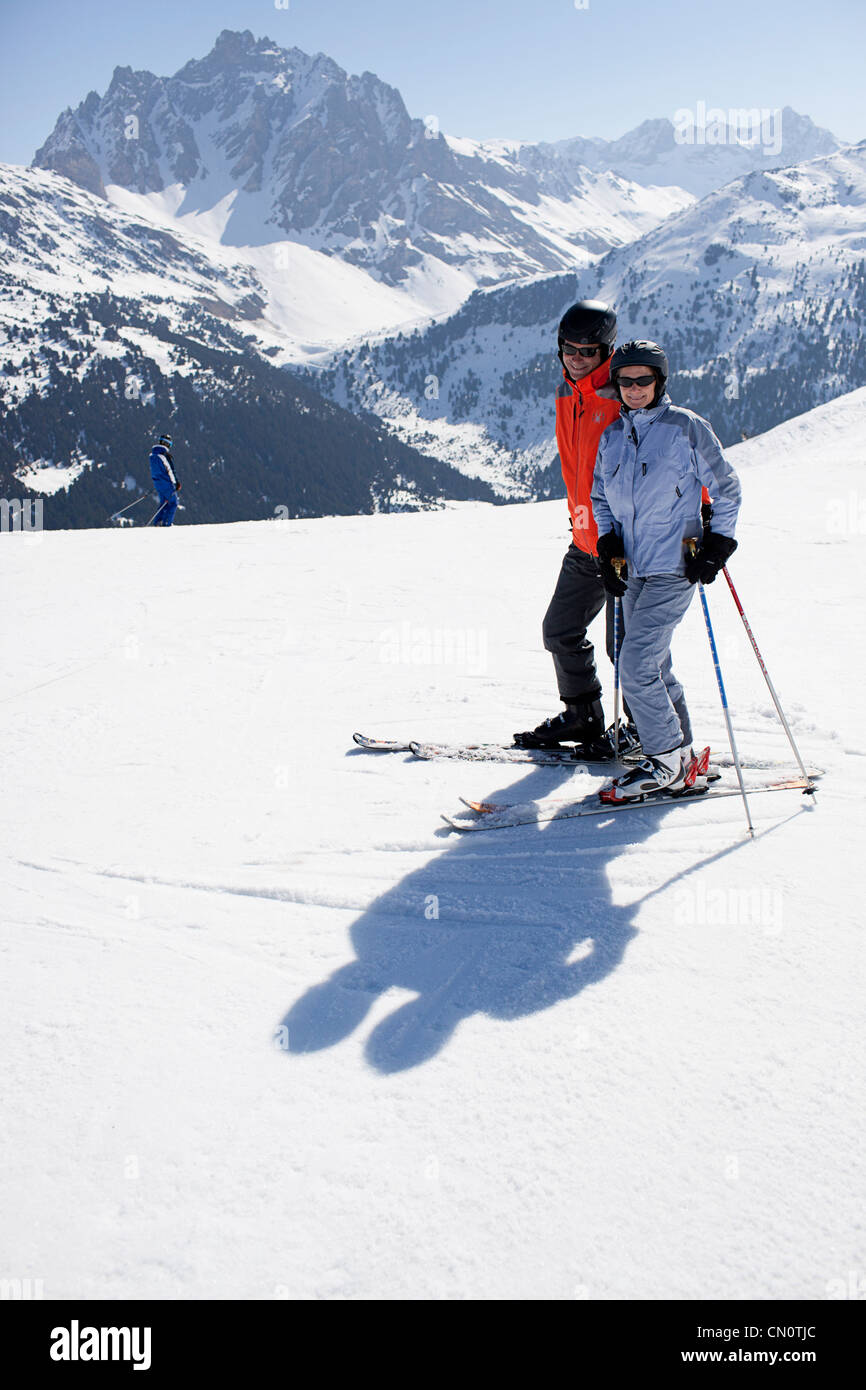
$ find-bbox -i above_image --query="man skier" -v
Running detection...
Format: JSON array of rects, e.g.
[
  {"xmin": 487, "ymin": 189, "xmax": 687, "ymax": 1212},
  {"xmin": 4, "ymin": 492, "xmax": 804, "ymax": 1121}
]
[
  {"xmin": 514, "ymin": 300, "xmax": 635, "ymax": 754},
  {"xmin": 149, "ymin": 433, "xmax": 181, "ymax": 526}
]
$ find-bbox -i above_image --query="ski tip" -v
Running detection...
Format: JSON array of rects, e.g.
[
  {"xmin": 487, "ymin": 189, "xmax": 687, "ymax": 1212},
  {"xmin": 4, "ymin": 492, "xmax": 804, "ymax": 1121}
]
[
  {"xmin": 441, "ymin": 813, "xmax": 471, "ymax": 832},
  {"xmin": 352, "ymin": 731, "xmax": 386, "ymax": 749},
  {"xmin": 460, "ymin": 798, "xmax": 502, "ymax": 814},
  {"xmin": 352, "ymin": 732, "xmax": 413, "ymax": 752}
]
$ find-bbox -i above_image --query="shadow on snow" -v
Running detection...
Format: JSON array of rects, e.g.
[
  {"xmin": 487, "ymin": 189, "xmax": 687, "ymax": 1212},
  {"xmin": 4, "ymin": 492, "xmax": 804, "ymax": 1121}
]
[{"xmin": 280, "ymin": 756, "xmax": 689, "ymax": 1074}]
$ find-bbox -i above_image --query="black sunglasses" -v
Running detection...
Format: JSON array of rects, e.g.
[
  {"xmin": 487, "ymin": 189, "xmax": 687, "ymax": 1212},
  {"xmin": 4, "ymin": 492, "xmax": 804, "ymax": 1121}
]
[
  {"xmin": 616, "ymin": 374, "xmax": 657, "ymax": 388},
  {"xmin": 562, "ymin": 342, "xmax": 601, "ymax": 358}
]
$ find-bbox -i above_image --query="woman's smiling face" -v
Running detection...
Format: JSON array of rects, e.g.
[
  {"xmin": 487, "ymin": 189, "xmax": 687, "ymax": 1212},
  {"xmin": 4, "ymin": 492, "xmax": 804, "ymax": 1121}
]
[{"xmin": 616, "ymin": 369, "xmax": 657, "ymax": 409}]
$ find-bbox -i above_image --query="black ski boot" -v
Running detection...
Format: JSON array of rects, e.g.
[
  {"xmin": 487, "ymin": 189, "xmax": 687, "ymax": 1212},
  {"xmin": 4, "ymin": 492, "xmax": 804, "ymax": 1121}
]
[
  {"xmin": 601, "ymin": 719, "xmax": 642, "ymax": 760},
  {"xmin": 514, "ymin": 697, "xmax": 605, "ymax": 750}
]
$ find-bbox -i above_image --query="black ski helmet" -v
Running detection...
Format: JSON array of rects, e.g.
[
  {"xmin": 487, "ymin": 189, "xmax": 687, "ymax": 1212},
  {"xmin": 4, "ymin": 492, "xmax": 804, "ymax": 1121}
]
[
  {"xmin": 557, "ymin": 300, "xmax": 617, "ymax": 365},
  {"xmin": 157, "ymin": 433, "xmax": 173, "ymax": 447},
  {"xmin": 609, "ymin": 340, "xmax": 669, "ymax": 406}
]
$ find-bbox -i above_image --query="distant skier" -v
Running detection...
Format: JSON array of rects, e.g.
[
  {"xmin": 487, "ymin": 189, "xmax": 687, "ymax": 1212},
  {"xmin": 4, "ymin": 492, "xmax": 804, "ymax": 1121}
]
[
  {"xmin": 149, "ymin": 433, "xmax": 181, "ymax": 526},
  {"xmin": 514, "ymin": 300, "xmax": 636, "ymax": 754},
  {"xmin": 591, "ymin": 341, "xmax": 741, "ymax": 801}
]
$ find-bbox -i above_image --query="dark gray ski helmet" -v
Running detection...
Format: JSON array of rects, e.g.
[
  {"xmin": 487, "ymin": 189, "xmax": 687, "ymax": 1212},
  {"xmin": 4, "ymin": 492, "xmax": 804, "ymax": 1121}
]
[
  {"xmin": 609, "ymin": 340, "xmax": 669, "ymax": 405},
  {"xmin": 557, "ymin": 300, "xmax": 617, "ymax": 364}
]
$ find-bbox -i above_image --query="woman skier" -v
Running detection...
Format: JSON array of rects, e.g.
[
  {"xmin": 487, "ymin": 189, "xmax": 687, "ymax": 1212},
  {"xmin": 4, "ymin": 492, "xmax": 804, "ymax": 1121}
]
[{"xmin": 590, "ymin": 341, "xmax": 741, "ymax": 802}]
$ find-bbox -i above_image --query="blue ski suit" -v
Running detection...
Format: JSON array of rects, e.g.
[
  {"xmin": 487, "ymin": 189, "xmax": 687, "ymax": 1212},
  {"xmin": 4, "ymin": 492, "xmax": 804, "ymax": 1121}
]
[
  {"xmin": 149, "ymin": 445, "xmax": 179, "ymax": 526},
  {"xmin": 590, "ymin": 394, "xmax": 741, "ymax": 757}
]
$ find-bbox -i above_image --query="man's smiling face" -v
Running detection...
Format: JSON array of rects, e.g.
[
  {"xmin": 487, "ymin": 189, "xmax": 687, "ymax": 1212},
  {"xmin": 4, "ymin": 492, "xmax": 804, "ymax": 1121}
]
[{"xmin": 561, "ymin": 340, "xmax": 602, "ymax": 382}]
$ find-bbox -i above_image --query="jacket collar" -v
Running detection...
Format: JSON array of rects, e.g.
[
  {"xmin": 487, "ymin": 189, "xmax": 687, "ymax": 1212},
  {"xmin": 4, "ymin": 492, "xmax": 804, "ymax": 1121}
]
[{"xmin": 622, "ymin": 391, "xmax": 671, "ymax": 422}]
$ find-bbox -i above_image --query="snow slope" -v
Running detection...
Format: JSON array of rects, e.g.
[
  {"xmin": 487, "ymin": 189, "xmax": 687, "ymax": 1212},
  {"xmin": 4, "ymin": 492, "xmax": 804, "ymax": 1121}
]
[
  {"xmin": 2, "ymin": 391, "xmax": 864, "ymax": 1300},
  {"xmin": 0, "ymin": 162, "xmax": 438, "ymax": 378}
]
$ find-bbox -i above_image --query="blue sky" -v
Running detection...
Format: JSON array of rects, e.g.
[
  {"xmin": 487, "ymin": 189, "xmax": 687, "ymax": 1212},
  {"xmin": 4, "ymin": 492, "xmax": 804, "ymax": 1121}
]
[{"xmin": 1, "ymin": 0, "xmax": 864, "ymax": 166}]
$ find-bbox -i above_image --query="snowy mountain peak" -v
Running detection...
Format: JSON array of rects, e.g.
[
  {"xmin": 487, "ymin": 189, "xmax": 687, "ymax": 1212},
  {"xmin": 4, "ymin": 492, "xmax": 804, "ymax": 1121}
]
[
  {"xmin": 603, "ymin": 117, "xmax": 675, "ymax": 161},
  {"xmin": 550, "ymin": 106, "xmax": 842, "ymax": 197},
  {"xmin": 31, "ymin": 31, "xmax": 690, "ymax": 294},
  {"xmin": 34, "ymin": 32, "xmax": 423, "ymax": 203},
  {"xmin": 199, "ymin": 27, "xmax": 274, "ymax": 63}
]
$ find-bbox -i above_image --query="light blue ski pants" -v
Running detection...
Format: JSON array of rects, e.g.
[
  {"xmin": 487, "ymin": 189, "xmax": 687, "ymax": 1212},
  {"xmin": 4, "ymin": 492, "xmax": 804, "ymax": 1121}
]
[{"xmin": 620, "ymin": 575, "xmax": 696, "ymax": 758}]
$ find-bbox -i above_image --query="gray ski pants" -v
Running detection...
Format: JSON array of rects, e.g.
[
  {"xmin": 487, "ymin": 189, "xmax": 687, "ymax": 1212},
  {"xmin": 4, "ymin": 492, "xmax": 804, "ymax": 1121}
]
[{"xmin": 620, "ymin": 575, "xmax": 695, "ymax": 757}]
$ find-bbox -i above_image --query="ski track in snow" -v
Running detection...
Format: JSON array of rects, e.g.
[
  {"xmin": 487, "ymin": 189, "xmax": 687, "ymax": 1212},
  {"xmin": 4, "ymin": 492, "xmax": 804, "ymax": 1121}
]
[{"xmin": 2, "ymin": 398, "xmax": 865, "ymax": 1300}]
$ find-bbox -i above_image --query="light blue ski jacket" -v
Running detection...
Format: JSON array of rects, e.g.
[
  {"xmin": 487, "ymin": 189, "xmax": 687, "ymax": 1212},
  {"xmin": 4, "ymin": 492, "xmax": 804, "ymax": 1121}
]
[{"xmin": 591, "ymin": 394, "xmax": 741, "ymax": 577}]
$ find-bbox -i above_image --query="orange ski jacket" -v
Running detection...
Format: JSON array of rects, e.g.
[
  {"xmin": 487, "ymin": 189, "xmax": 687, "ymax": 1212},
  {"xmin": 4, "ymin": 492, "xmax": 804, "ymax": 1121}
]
[{"xmin": 555, "ymin": 360, "xmax": 620, "ymax": 555}]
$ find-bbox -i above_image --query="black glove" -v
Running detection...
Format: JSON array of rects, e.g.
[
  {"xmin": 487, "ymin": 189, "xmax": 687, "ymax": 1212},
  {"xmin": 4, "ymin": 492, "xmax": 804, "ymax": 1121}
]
[
  {"xmin": 596, "ymin": 531, "xmax": 628, "ymax": 596},
  {"xmin": 175, "ymin": 481, "xmax": 182, "ymax": 493},
  {"xmin": 684, "ymin": 532, "xmax": 737, "ymax": 585}
]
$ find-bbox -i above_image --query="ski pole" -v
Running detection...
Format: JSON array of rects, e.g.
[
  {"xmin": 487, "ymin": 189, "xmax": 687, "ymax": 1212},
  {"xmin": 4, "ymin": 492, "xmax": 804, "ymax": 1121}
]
[
  {"xmin": 145, "ymin": 502, "xmax": 165, "ymax": 526},
  {"xmin": 108, "ymin": 493, "xmax": 149, "ymax": 522},
  {"xmin": 612, "ymin": 589, "xmax": 622, "ymax": 758},
  {"xmin": 691, "ymin": 564, "xmax": 754, "ymax": 838},
  {"xmin": 721, "ymin": 566, "xmax": 814, "ymax": 792}
]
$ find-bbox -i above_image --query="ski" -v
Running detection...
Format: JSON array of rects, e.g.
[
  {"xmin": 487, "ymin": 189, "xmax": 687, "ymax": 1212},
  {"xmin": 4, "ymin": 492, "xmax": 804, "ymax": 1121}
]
[
  {"xmin": 354, "ymin": 731, "xmax": 612, "ymax": 765},
  {"xmin": 443, "ymin": 776, "xmax": 818, "ymax": 832},
  {"xmin": 409, "ymin": 739, "xmax": 622, "ymax": 767},
  {"xmin": 353, "ymin": 732, "xmax": 820, "ymax": 778},
  {"xmin": 352, "ymin": 732, "xmax": 415, "ymax": 753}
]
